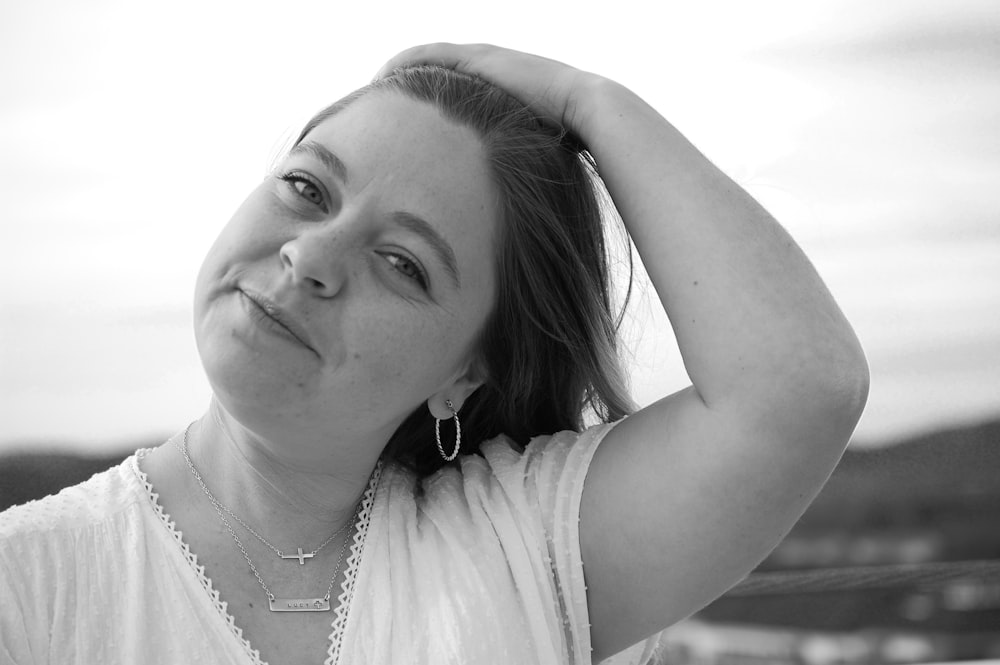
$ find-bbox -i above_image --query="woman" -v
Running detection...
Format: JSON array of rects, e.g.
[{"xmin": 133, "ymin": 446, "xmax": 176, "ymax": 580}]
[{"xmin": 0, "ymin": 44, "xmax": 869, "ymax": 664}]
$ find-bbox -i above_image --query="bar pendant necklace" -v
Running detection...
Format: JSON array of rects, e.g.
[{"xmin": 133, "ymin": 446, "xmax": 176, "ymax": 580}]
[
  {"xmin": 205, "ymin": 470, "xmax": 360, "ymax": 613},
  {"xmin": 177, "ymin": 423, "xmax": 377, "ymax": 613},
  {"xmin": 270, "ymin": 597, "xmax": 331, "ymax": 612}
]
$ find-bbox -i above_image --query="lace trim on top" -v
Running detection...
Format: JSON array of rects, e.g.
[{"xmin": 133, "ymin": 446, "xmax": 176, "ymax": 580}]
[
  {"xmin": 327, "ymin": 458, "xmax": 383, "ymax": 665},
  {"xmin": 130, "ymin": 446, "xmax": 267, "ymax": 665},
  {"xmin": 130, "ymin": 442, "xmax": 384, "ymax": 665}
]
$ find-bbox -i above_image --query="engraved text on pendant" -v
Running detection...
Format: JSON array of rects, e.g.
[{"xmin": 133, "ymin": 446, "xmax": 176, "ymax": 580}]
[{"xmin": 269, "ymin": 597, "xmax": 331, "ymax": 612}]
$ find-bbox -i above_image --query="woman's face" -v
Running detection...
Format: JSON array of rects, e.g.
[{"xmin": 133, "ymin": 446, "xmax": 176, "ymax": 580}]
[{"xmin": 194, "ymin": 90, "xmax": 498, "ymax": 452}]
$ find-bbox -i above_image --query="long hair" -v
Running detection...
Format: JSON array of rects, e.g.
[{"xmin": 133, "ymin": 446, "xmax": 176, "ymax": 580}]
[{"xmin": 295, "ymin": 66, "xmax": 635, "ymax": 476}]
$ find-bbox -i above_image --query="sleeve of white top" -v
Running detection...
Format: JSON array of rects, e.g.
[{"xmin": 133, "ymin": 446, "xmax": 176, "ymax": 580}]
[
  {"xmin": 521, "ymin": 422, "xmax": 663, "ymax": 665},
  {"xmin": 0, "ymin": 540, "xmax": 42, "ymax": 665}
]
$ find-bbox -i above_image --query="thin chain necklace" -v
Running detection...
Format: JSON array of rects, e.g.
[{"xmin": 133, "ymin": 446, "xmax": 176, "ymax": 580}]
[
  {"xmin": 206, "ymin": 406, "xmax": 346, "ymax": 565},
  {"xmin": 177, "ymin": 422, "xmax": 367, "ymax": 613}
]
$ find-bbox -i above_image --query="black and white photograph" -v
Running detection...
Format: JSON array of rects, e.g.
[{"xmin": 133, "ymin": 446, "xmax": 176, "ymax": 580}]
[{"xmin": 2, "ymin": 1, "xmax": 998, "ymax": 663}]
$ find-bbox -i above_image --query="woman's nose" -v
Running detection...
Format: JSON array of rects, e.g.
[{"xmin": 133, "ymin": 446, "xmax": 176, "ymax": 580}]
[{"xmin": 279, "ymin": 228, "xmax": 350, "ymax": 298}]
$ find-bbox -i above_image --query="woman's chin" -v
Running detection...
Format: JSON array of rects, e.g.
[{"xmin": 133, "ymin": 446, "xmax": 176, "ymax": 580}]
[{"xmin": 199, "ymin": 344, "xmax": 305, "ymax": 414}]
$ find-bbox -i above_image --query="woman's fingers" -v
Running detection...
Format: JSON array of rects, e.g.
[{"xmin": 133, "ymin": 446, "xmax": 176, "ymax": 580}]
[
  {"xmin": 375, "ymin": 43, "xmax": 596, "ymax": 130},
  {"xmin": 375, "ymin": 42, "xmax": 469, "ymax": 79}
]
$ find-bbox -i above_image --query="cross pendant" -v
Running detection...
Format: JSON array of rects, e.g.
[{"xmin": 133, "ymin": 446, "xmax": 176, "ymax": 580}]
[{"xmin": 281, "ymin": 547, "xmax": 314, "ymax": 565}]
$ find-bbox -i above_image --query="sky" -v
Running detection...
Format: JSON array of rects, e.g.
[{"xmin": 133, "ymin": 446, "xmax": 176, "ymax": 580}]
[{"xmin": 1, "ymin": 0, "xmax": 998, "ymax": 452}]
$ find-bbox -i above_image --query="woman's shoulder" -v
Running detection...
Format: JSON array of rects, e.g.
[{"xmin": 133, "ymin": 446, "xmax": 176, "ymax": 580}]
[
  {"xmin": 0, "ymin": 452, "xmax": 146, "ymax": 541},
  {"xmin": 478, "ymin": 421, "xmax": 618, "ymax": 486},
  {"xmin": 399, "ymin": 421, "xmax": 619, "ymax": 519}
]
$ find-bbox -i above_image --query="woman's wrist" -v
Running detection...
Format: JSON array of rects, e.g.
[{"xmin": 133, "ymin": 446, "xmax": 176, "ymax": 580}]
[
  {"xmin": 566, "ymin": 75, "xmax": 683, "ymax": 173},
  {"xmin": 565, "ymin": 74, "xmax": 637, "ymax": 140}
]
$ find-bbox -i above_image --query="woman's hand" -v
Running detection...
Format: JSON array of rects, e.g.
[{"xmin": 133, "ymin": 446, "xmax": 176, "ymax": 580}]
[{"xmin": 377, "ymin": 42, "xmax": 602, "ymax": 135}]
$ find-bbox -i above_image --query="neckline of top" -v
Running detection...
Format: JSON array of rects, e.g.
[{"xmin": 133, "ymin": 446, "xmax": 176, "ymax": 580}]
[{"xmin": 127, "ymin": 436, "xmax": 385, "ymax": 665}]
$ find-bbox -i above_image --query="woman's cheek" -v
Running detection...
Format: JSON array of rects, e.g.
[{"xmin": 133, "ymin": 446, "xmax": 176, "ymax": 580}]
[{"xmin": 354, "ymin": 316, "xmax": 443, "ymax": 383}]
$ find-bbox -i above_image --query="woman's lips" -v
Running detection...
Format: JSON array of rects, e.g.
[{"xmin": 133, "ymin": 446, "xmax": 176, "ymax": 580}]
[{"xmin": 238, "ymin": 288, "xmax": 319, "ymax": 357}]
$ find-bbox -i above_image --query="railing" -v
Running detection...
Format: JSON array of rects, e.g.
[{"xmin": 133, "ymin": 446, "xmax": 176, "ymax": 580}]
[
  {"xmin": 653, "ymin": 559, "xmax": 1000, "ymax": 664},
  {"xmin": 729, "ymin": 560, "xmax": 1000, "ymax": 597}
]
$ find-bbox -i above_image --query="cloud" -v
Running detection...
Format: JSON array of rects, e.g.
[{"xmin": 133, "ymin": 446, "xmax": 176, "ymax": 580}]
[{"xmin": 755, "ymin": 0, "xmax": 1000, "ymax": 70}]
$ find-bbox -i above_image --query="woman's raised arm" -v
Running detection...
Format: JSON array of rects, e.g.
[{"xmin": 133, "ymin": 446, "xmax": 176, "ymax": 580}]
[{"xmin": 381, "ymin": 44, "xmax": 870, "ymax": 659}]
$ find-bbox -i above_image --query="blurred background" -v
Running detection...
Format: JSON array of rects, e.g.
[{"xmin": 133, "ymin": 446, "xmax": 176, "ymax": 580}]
[{"xmin": 1, "ymin": 0, "xmax": 998, "ymax": 662}]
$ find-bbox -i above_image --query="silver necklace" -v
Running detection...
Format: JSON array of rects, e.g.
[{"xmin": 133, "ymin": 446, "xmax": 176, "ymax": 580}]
[
  {"xmin": 177, "ymin": 423, "xmax": 370, "ymax": 612},
  {"xmin": 206, "ymin": 407, "xmax": 346, "ymax": 565}
]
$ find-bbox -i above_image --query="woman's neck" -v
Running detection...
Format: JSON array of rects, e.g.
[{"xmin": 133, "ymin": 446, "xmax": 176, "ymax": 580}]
[{"xmin": 182, "ymin": 403, "xmax": 380, "ymax": 549}]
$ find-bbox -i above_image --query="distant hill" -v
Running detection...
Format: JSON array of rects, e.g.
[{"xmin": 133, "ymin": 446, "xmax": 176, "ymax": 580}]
[
  {"xmin": 0, "ymin": 448, "xmax": 138, "ymax": 512},
  {"xmin": 810, "ymin": 416, "xmax": 1000, "ymax": 515}
]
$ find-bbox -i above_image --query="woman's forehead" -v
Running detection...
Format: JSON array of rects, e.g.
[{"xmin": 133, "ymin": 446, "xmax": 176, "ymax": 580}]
[
  {"xmin": 308, "ymin": 93, "xmax": 472, "ymax": 163},
  {"xmin": 304, "ymin": 92, "xmax": 493, "ymax": 208}
]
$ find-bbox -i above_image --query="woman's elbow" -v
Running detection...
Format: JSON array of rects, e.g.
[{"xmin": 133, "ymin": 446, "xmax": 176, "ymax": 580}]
[
  {"xmin": 798, "ymin": 344, "xmax": 871, "ymax": 445},
  {"xmin": 831, "ymin": 349, "xmax": 871, "ymax": 425},
  {"xmin": 762, "ymin": 339, "xmax": 871, "ymax": 448}
]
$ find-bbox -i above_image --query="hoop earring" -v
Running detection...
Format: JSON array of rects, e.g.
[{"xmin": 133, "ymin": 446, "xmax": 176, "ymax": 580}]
[{"xmin": 435, "ymin": 399, "xmax": 461, "ymax": 462}]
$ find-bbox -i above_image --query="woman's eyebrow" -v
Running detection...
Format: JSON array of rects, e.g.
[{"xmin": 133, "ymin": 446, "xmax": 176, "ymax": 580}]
[
  {"xmin": 391, "ymin": 211, "xmax": 461, "ymax": 288},
  {"xmin": 289, "ymin": 141, "xmax": 349, "ymax": 184}
]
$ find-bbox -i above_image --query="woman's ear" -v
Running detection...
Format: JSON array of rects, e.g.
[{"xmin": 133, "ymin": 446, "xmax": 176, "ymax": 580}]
[{"xmin": 427, "ymin": 358, "xmax": 486, "ymax": 419}]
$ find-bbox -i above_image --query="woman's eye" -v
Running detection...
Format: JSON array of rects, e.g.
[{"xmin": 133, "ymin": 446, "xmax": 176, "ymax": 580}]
[
  {"xmin": 278, "ymin": 172, "xmax": 326, "ymax": 210},
  {"xmin": 381, "ymin": 252, "xmax": 429, "ymax": 290}
]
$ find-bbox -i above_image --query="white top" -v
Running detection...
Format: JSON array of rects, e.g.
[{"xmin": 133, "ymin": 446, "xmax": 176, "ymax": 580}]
[{"xmin": 0, "ymin": 423, "xmax": 661, "ymax": 664}]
